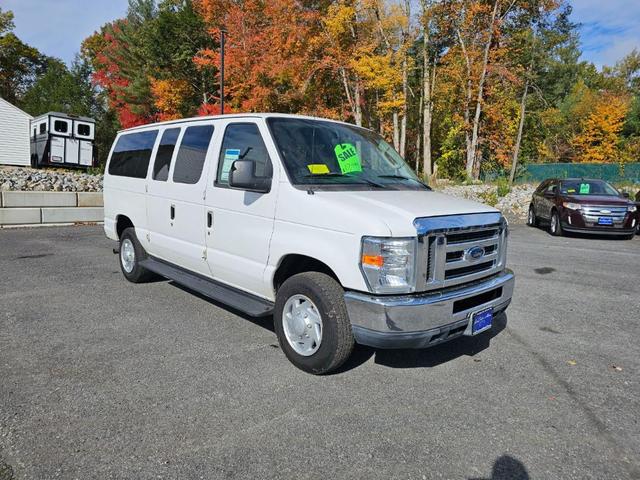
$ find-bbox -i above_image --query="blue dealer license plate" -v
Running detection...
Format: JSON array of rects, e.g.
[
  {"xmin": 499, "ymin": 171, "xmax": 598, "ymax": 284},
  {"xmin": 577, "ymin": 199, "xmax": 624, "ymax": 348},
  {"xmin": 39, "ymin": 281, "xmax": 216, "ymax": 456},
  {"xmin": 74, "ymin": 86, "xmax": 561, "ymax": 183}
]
[
  {"xmin": 598, "ymin": 217, "xmax": 613, "ymax": 225},
  {"xmin": 472, "ymin": 308, "xmax": 493, "ymax": 335}
]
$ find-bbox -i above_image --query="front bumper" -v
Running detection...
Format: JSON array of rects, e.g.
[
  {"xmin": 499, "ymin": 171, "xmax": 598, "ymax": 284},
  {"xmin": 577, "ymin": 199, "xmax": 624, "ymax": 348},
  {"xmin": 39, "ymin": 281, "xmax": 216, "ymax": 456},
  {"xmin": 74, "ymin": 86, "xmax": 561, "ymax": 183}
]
[
  {"xmin": 345, "ymin": 269, "xmax": 515, "ymax": 349},
  {"xmin": 561, "ymin": 223, "xmax": 636, "ymax": 236}
]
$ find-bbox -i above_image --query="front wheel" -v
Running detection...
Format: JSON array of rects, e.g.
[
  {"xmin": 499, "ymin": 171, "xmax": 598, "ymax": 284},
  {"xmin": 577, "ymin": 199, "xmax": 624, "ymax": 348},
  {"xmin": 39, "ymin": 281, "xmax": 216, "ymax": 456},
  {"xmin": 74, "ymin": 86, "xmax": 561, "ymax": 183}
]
[
  {"xmin": 118, "ymin": 227, "xmax": 155, "ymax": 283},
  {"xmin": 527, "ymin": 205, "xmax": 538, "ymax": 227},
  {"xmin": 550, "ymin": 210, "xmax": 563, "ymax": 236},
  {"xmin": 274, "ymin": 272, "xmax": 354, "ymax": 375}
]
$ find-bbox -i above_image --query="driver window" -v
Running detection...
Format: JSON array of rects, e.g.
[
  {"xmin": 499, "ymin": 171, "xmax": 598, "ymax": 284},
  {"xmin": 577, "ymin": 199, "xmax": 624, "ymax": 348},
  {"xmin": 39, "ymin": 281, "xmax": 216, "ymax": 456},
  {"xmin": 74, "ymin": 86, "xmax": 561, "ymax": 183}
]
[{"xmin": 216, "ymin": 123, "xmax": 271, "ymax": 187}]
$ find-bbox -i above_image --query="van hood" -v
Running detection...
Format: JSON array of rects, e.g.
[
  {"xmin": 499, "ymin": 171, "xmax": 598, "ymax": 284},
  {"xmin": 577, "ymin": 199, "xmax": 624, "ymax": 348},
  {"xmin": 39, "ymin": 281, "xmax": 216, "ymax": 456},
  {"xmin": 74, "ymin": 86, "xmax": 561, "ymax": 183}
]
[{"xmin": 287, "ymin": 188, "xmax": 498, "ymax": 237}]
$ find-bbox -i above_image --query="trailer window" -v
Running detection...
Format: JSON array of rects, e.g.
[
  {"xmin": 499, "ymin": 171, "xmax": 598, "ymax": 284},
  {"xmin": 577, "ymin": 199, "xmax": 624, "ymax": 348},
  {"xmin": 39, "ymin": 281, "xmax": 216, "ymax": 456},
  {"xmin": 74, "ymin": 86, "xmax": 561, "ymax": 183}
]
[
  {"xmin": 39, "ymin": 123, "xmax": 46, "ymax": 134},
  {"xmin": 77, "ymin": 124, "xmax": 91, "ymax": 136},
  {"xmin": 173, "ymin": 125, "xmax": 214, "ymax": 184},
  {"xmin": 54, "ymin": 120, "xmax": 68, "ymax": 133},
  {"xmin": 108, "ymin": 130, "xmax": 158, "ymax": 179},
  {"xmin": 152, "ymin": 128, "xmax": 180, "ymax": 182}
]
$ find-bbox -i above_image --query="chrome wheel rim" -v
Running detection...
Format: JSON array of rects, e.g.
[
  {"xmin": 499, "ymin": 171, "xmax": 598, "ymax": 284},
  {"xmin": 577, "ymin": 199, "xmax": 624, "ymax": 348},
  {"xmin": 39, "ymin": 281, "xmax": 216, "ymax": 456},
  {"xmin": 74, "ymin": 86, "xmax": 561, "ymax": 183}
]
[
  {"xmin": 528, "ymin": 208, "xmax": 534, "ymax": 224},
  {"xmin": 282, "ymin": 294, "xmax": 323, "ymax": 356},
  {"xmin": 121, "ymin": 238, "xmax": 135, "ymax": 273},
  {"xmin": 551, "ymin": 214, "xmax": 557, "ymax": 233}
]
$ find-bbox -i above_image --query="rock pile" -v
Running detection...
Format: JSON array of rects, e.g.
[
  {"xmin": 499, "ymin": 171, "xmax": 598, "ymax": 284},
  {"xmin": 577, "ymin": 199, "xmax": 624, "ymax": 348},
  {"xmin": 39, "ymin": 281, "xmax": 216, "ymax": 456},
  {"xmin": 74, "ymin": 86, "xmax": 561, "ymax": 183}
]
[{"xmin": 0, "ymin": 166, "xmax": 103, "ymax": 192}]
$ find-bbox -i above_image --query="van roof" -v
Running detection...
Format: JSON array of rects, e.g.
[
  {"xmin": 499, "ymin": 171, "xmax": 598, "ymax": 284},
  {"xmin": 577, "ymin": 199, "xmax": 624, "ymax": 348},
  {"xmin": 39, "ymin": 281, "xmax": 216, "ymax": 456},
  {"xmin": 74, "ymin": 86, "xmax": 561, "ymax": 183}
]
[
  {"xmin": 32, "ymin": 112, "xmax": 95, "ymax": 123},
  {"xmin": 119, "ymin": 112, "xmax": 363, "ymax": 134}
]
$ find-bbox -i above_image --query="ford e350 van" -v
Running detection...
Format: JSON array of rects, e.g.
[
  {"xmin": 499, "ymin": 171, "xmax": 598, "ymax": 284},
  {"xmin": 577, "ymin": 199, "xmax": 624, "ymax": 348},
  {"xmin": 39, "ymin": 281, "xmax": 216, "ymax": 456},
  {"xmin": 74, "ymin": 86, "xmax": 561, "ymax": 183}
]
[{"xmin": 104, "ymin": 113, "xmax": 515, "ymax": 374}]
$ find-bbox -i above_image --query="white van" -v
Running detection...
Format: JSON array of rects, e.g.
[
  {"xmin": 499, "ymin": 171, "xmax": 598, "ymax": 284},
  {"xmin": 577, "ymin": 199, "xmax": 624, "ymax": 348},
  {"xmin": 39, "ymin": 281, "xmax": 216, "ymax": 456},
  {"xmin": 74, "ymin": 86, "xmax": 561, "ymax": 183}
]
[{"xmin": 104, "ymin": 114, "xmax": 514, "ymax": 374}]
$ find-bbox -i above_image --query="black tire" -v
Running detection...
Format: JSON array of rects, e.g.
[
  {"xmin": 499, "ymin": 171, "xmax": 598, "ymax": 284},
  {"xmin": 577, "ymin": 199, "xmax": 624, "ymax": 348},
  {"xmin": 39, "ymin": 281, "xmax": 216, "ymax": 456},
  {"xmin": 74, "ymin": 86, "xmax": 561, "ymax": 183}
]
[
  {"xmin": 550, "ymin": 210, "xmax": 563, "ymax": 236},
  {"xmin": 118, "ymin": 227, "xmax": 155, "ymax": 283},
  {"xmin": 527, "ymin": 205, "xmax": 538, "ymax": 227},
  {"xmin": 274, "ymin": 272, "xmax": 355, "ymax": 375}
]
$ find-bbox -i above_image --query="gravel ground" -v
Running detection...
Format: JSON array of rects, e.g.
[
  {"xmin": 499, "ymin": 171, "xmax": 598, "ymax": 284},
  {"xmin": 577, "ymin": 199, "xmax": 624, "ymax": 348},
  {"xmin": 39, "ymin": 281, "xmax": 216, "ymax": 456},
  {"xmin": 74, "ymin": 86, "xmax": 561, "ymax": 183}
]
[
  {"xmin": 0, "ymin": 167, "xmax": 102, "ymax": 192},
  {"xmin": 1, "ymin": 225, "xmax": 639, "ymax": 479}
]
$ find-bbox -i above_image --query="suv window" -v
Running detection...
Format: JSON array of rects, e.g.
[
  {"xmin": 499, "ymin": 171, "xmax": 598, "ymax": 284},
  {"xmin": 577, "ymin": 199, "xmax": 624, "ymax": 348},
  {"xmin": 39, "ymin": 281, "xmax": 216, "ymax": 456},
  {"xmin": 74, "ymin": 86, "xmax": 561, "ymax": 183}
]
[
  {"xmin": 173, "ymin": 125, "xmax": 214, "ymax": 184},
  {"xmin": 545, "ymin": 182, "xmax": 557, "ymax": 194},
  {"xmin": 108, "ymin": 130, "xmax": 158, "ymax": 179},
  {"xmin": 152, "ymin": 128, "xmax": 180, "ymax": 182},
  {"xmin": 217, "ymin": 123, "xmax": 271, "ymax": 186}
]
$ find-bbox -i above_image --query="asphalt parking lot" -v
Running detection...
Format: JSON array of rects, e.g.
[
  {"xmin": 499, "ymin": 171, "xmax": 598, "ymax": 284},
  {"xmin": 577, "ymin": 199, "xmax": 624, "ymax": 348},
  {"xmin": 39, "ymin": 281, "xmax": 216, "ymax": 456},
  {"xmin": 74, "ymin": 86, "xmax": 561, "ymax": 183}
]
[{"xmin": 0, "ymin": 224, "xmax": 639, "ymax": 479}]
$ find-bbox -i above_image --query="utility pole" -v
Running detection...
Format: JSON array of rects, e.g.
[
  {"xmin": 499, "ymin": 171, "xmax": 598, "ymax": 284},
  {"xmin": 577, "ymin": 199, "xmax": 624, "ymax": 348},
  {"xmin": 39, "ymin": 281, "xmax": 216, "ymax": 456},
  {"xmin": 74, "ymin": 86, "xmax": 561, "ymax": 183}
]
[{"xmin": 220, "ymin": 28, "xmax": 226, "ymax": 115}]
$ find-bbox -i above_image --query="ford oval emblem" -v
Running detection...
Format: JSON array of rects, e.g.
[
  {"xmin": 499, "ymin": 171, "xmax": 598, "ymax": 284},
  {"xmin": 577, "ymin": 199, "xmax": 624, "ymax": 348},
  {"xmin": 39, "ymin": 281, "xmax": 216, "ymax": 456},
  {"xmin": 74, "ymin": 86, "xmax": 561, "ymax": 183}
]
[{"xmin": 466, "ymin": 246, "xmax": 485, "ymax": 261}]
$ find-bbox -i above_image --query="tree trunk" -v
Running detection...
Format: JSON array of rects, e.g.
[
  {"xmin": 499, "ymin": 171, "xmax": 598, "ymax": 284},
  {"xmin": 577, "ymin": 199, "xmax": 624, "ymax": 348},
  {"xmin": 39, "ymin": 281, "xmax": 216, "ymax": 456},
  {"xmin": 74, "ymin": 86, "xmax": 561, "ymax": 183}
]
[
  {"xmin": 416, "ymin": 85, "xmax": 423, "ymax": 172},
  {"xmin": 466, "ymin": 0, "xmax": 500, "ymax": 180},
  {"xmin": 393, "ymin": 111, "xmax": 400, "ymax": 151},
  {"xmin": 509, "ymin": 77, "xmax": 529, "ymax": 185},
  {"xmin": 400, "ymin": 56, "xmax": 408, "ymax": 158},
  {"xmin": 422, "ymin": 7, "xmax": 433, "ymax": 178},
  {"xmin": 340, "ymin": 67, "xmax": 362, "ymax": 126}
]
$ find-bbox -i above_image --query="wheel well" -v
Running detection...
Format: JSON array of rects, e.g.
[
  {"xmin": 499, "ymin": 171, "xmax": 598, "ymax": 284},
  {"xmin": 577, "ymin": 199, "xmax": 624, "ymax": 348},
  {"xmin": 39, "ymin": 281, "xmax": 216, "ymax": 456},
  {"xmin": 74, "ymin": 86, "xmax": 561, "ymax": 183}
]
[
  {"xmin": 116, "ymin": 215, "xmax": 134, "ymax": 239},
  {"xmin": 273, "ymin": 255, "xmax": 340, "ymax": 292}
]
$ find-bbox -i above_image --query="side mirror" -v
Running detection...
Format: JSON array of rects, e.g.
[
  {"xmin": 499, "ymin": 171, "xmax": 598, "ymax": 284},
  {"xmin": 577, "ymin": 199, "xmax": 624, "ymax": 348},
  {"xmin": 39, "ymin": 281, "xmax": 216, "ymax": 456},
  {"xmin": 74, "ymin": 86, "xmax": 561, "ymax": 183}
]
[
  {"xmin": 229, "ymin": 160, "xmax": 271, "ymax": 193},
  {"xmin": 621, "ymin": 191, "xmax": 630, "ymax": 199}
]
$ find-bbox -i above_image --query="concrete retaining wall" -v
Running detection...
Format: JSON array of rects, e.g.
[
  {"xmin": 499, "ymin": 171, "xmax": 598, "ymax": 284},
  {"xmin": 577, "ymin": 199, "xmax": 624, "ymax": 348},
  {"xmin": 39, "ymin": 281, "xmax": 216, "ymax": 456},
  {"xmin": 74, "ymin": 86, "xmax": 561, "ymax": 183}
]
[{"xmin": 0, "ymin": 191, "xmax": 103, "ymax": 226}]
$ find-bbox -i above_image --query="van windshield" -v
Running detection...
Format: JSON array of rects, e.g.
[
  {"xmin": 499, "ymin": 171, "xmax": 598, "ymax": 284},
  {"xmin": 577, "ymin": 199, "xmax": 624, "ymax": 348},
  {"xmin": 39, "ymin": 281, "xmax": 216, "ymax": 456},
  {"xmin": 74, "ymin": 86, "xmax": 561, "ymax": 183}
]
[{"xmin": 267, "ymin": 118, "xmax": 426, "ymax": 190}]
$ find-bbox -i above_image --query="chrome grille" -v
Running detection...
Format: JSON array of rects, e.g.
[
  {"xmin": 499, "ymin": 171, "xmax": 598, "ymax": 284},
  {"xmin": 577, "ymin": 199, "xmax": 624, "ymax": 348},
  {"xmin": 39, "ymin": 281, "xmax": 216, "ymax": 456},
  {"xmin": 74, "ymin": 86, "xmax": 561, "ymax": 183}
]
[
  {"xmin": 414, "ymin": 213, "xmax": 507, "ymax": 291},
  {"xmin": 581, "ymin": 205, "xmax": 628, "ymax": 225}
]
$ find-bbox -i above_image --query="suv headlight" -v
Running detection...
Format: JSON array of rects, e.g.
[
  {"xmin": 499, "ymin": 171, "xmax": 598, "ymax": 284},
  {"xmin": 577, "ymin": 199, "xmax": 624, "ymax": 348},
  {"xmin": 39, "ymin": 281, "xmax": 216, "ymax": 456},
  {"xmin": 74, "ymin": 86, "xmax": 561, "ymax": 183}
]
[
  {"xmin": 360, "ymin": 237, "xmax": 416, "ymax": 294},
  {"xmin": 628, "ymin": 205, "xmax": 637, "ymax": 212},
  {"xmin": 563, "ymin": 202, "xmax": 581, "ymax": 210}
]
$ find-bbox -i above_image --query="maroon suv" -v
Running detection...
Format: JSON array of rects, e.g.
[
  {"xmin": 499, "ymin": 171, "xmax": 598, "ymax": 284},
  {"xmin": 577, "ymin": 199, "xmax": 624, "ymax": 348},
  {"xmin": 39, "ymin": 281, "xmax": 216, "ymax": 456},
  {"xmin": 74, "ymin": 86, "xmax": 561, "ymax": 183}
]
[{"xmin": 527, "ymin": 178, "xmax": 638, "ymax": 238}]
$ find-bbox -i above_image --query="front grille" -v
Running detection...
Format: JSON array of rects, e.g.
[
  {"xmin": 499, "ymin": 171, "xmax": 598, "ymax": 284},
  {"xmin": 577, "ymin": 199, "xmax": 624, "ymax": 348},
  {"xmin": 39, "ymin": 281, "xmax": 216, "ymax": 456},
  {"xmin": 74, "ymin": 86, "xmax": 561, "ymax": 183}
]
[
  {"xmin": 581, "ymin": 205, "xmax": 628, "ymax": 225},
  {"xmin": 416, "ymin": 216, "xmax": 506, "ymax": 291}
]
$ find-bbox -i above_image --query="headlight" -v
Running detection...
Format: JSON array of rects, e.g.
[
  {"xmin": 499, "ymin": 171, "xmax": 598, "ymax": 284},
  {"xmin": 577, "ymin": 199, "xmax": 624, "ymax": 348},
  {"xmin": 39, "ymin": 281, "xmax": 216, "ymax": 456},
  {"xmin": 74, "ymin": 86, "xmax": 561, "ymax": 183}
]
[
  {"xmin": 360, "ymin": 237, "xmax": 416, "ymax": 294},
  {"xmin": 628, "ymin": 205, "xmax": 637, "ymax": 212},
  {"xmin": 563, "ymin": 202, "xmax": 581, "ymax": 210}
]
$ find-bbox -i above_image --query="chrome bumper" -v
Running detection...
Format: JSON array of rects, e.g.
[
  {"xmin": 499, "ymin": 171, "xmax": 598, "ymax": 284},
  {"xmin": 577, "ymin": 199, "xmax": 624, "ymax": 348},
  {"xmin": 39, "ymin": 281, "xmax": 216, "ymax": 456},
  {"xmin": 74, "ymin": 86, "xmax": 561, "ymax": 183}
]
[{"xmin": 344, "ymin": 269, "xmax": 515, "ymax": 349}]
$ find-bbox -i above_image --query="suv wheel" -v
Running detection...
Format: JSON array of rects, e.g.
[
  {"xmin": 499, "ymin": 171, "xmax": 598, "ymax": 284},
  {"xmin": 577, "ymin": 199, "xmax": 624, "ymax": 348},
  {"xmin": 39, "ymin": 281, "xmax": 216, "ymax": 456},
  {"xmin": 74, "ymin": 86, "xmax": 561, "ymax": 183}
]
[
  {"xmin": 274, "ymin": 272, "xmax": 354, "ymax": 375},
  {"xmin": 527, "ymin": 205, "xmax": 538, "ymax": 227},
  {"xmin": 119, "ymin": 227, "xmax": 155, "ymax": 283},
  {"xmin": 550, "ymin": 210, "xmax": 563, "ymax": 236}
]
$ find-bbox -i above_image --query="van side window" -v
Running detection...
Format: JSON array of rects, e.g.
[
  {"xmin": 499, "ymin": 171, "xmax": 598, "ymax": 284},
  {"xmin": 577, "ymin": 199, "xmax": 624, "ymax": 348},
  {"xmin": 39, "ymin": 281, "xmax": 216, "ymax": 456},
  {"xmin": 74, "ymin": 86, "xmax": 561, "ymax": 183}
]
[
  {"xmin": 39, "ymin": 123, "xmax": 46, "ymax": 134},
  {"xmin": 54, "ymin": 120, "xmax": 68, "ymax": 133},
  {"xmin": 152, "ymin": 128, "xmax": 180, "ymax": 182},
  {"xmin": 77, "ymin": 124, "xmax": 91, "ymax": 136},
  {"xmin": 217, "ymin": 123, "xmax": 271, "ymax": 186},
  {"xmin": 108, "ymin": 130, "xmax": 158, "ymax": 179},
  {"xmin": 173, "ymin": 125, "xmax": 214, "ymax": 184}
]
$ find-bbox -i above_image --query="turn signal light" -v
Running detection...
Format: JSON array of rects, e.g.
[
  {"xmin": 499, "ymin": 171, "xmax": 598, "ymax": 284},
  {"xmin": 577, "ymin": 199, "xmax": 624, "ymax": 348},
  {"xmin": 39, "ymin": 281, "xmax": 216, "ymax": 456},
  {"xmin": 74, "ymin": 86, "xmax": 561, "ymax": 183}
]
[{"xmin": 361, "ymin": 254, "xmax": 384, "ymax": 267}]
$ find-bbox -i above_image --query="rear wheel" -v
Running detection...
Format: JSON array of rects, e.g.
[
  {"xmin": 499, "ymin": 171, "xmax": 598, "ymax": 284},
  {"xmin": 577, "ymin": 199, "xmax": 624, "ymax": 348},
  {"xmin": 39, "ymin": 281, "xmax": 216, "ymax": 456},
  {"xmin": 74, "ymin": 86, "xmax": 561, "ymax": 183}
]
[
  {"xmin": 274, "ymin": 272, "xmax": 354, "ymax": 375},
  {"xmin": 119, "ymin": 227, "xmax": 155, "ymax": 283},
  {"xmin": 550, "ymin": 210, "xmax": 563, "ymax": 236},
  {"xmin": 527, "ymin": 205, "xmax": 538, "ymax": 227}
]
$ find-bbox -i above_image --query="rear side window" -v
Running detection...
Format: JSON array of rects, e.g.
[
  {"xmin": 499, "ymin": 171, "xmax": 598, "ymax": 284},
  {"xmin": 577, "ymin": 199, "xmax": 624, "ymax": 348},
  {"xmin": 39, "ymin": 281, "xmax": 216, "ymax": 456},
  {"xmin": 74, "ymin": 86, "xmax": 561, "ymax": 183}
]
[
  {"xmin": 77, "ymin": 124, "xmax": 91, "ymax": 136},
  {"xmin": 173, "ymin": 125, "xmax": 214, "ymax": 184},
  {"xmin": 217, "ymin": 123, "xmax": 271, "ymax": 186},
  {"xmin": 152, "ymin": 128, "xmax": 180, "ymax": 181},
  {"xmin": 108, "ymin": 130, "xmax": 158, "ymax": 179},
  {"xmin": 54, "ymin": 120, "xmax": 68, "ymax": 133}
]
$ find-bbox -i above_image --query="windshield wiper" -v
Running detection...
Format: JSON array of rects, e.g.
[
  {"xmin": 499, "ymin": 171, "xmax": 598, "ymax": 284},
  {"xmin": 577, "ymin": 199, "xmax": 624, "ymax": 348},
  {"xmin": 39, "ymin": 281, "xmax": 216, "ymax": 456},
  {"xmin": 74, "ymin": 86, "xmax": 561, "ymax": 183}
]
[
  {"xmin": 302, "ymin": 173, "xmax": 385, "ymax": 188},
  {"xmin": 377, "ymin": 175, "xmax": 431, "ymax": 189}
]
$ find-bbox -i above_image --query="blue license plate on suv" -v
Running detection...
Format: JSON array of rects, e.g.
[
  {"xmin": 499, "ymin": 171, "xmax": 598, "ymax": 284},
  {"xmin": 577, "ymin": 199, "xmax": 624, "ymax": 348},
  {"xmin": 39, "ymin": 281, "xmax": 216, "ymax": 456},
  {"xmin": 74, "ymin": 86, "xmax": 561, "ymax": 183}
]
[
  {"xmin": 471, "ymin": 308, "xmax": 493, "ymax": 335},
  {"xmin": 598, "ymin": 217, "xmax": 613, "ymax": 225}
]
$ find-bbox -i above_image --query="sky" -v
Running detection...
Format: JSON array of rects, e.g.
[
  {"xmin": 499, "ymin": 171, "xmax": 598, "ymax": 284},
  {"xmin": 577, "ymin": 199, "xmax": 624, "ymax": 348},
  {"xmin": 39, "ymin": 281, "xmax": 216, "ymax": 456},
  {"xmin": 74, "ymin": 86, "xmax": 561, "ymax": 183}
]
[{"xmin": 2, "ymin": 0, "xmax": 639, "ymax": 69}]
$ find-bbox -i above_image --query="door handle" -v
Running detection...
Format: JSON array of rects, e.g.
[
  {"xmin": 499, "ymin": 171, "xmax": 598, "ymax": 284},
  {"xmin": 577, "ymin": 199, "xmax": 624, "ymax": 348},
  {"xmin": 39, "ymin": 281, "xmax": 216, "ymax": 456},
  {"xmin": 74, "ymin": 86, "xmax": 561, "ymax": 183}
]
[
  {"xmin": 170, "ymin": 204, "xmax": 175, "ymax": 220},
  {"xmin": 207, "ymin": 211, "xmax": 213, "ymax": 228}
]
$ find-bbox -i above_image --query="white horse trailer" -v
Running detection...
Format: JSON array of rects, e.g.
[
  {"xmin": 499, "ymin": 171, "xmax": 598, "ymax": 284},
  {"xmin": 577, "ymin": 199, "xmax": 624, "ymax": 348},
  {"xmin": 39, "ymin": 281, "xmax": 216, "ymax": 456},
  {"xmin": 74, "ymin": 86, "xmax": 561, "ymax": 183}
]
[{"xmin": 30, "ymin": 113, "xmax": 96, "ymax": 169}]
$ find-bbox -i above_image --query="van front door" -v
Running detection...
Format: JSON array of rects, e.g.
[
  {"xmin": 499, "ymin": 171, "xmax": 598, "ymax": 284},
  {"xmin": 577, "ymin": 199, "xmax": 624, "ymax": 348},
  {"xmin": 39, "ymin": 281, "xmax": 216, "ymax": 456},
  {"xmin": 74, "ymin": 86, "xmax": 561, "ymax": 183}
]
[
  {"xmin": 147, "ymin": 123, "xmax": 215, "ymax": 277},
  {"xmin": 204, "ymin": 120, "xmax": 278, "ymax": 298}
]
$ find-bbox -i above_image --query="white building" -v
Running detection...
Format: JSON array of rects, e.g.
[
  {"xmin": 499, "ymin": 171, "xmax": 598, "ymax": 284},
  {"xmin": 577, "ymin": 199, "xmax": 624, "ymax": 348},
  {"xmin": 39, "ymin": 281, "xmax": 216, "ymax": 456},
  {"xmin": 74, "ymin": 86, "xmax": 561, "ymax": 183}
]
[{"xmin": 0, "ymin": 97, "xmax": 32, "ymax": 167}]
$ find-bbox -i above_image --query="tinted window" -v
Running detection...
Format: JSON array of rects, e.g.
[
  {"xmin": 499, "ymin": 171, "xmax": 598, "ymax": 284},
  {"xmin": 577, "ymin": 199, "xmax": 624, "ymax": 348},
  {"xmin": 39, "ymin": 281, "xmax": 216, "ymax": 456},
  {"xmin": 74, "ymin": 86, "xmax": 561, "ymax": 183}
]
[
  {"xmin": 77, "ymin": 123, "xmax": 91, "ymax": 136},
  {"xmin": 560, "ymin": 180, "xmax": 618, "ymax": 196},
  {"xmin": 173, "ymin": 125, "xmax": 214, "ymax": 184},
  {"xmin": 217, "ymin": 123, "xmax": 271, "ymax": 186},
  {"xmin": 152, "ymin": 128, "xmax": 180, "ymax": 181},
  {"xmin": 39, "ymin": 123, "xmax": 46, "ymax": 134},
  {"xmin": 54, "ymin": 120, "xmax": 68, "ymax": 133},
  {"xmin": 108, "ymin": 130, "xmax": 158, "ymax": 178}
]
